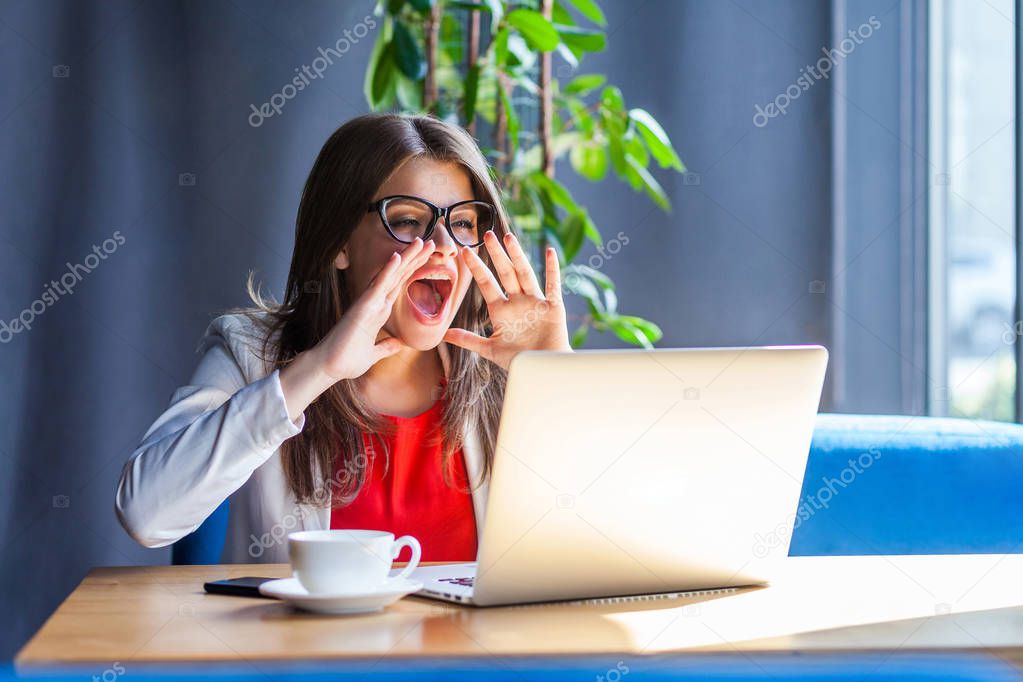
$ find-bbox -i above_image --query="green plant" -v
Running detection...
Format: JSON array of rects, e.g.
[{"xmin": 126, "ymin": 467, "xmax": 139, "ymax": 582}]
[{"xmin": 364, "ymin": 0, "xmax": 685, "ymax": 347}]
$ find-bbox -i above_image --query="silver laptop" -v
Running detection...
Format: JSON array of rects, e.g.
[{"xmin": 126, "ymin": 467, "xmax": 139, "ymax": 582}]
[{"xmin": 412, "ymin": 345, "xmax": 828, "ymax": 606}]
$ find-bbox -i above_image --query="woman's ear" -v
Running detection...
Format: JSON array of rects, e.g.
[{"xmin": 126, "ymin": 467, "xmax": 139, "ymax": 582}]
[{"xmin": 334, "ymin": 248, "xmax": 350, "ymax": 270}]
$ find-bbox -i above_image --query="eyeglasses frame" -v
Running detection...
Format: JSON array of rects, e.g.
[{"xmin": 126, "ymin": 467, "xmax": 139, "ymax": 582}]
[{"xmin": 366, "ymin": 194, "xmax": 497, "ymax": 247}]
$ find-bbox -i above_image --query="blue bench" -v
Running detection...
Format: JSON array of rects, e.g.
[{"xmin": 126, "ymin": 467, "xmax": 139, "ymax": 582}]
[{"xmin": 172, "ymin": 413, "xmax": 1023, "ymax": 564}]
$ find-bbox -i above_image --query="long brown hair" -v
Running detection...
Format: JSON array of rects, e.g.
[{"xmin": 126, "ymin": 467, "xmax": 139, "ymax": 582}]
[{"xmin": 248, "ymin": 113, "xmax": 509, "ymax": 507}]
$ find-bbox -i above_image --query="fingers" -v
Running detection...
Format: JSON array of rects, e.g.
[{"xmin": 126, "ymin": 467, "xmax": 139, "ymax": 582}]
[
  {"xmin": 503, "ymin": 232, "xmax": 543, "ymax": 298},
  {"xmin": 461, "ymin": 246, "xmax": 507, "ymax": 306},
  {"xmin": 367, "ymin": 238, "xmax": 434, "ymax": 302},
  {"xmin": 372, "ymin": 336, "xmax": 407, "ymax": 361},
  {"xmin": 386, "ymin": 240, "xmax": 436, "ymax": 303},
  {"xmin": 483, "ymin": 231, "xmax": 521, "ymax": 296},
  {"xmin": 443, "ymin": 328, "xmax": 491, "ymax": 360},
  {"xmin": 544, "ymin": 246, "xmax": 562, "ymax": 302}
]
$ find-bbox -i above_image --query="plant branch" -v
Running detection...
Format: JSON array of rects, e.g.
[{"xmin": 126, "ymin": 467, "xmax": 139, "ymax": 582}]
[
  {"xmin": 424, "ymin": 2, "xmax": 441, "ymax": 109},
  {"xmin": 466, "ymin": 8, "xmax": 480, "ymax": 134}
]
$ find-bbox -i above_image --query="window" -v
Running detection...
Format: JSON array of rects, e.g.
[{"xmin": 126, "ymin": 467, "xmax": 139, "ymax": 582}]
[{"xmin": 928, "ymin": 0, "xmax": 1016, "ymax": 420}]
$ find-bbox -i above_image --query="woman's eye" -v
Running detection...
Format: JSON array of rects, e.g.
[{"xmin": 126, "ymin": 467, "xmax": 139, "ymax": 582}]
[
  {"xmin": 451, "ymin": 220, "xmax": 475, "ymax": 231},
  {"xmin": 393, "ymin": 217, "xmax": 422, "ymax": 228}
]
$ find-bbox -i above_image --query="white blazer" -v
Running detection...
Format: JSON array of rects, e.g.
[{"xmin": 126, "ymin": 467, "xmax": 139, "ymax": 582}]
[{"xmin": 114, "ymin": 312, "xmax": 490, "ymax": 563}]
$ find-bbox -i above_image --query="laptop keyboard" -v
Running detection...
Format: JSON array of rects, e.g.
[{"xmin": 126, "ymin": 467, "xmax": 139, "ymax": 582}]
[{"xmin": 438, "ymin": 576, "xmax": 475, "ymax": 587}]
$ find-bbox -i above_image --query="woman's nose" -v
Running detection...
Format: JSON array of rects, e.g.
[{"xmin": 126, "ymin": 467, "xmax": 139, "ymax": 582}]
[{"xmin": 431, "ymin": 219, "xmax": 459, "ymax": 257}]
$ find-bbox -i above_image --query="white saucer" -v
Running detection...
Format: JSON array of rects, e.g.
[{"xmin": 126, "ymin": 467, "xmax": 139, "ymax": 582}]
[{"xmin": 259, "ymin": 577, "xmax": 423, "ymax": 615}]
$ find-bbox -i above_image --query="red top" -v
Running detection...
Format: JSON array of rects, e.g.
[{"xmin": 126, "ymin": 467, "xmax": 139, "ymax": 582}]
[{"xmin": 329, "ymin": 394, "xmax": 478, "ymax": 562}]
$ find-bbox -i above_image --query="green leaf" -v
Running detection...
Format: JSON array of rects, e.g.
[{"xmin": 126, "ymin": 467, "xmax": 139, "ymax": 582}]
[
  {"xmin": 564, "ymin": 268, "xmax": 600, "ymax": 301},
  {"xmin": 618, "ymin": 315, "xmax": 664, "ymax": 343},
  {"xmin": 626, "ymin": 155, "xmax": 671, "ymax": 210},
  {"xmin": 626, "ymin": 132, "xmax": 649, "ymax": 167},
  {"xmin": 365, "ymin": 37, "xmax": 397, "ymax": 109},
  {"xmin": 532, "ymin": 172, "xmax": 576, "ymax": 210},
  {"xmin": 557, "ymin": 212, "xmax": 586, "ymax": 261},
  {"xmin": 570, "ymin": 142, "xmax": 608, "ymax": 181},
  {"xmin": 387, "ymin": 0, "xmax": 406, "ymax": 14},
  {"xmin": 392, "ymin": 22, "xmax": 426, "ymax": 80},
  {"xmin": 395, "ymin": 73, "xmax": 423, "ymax": 110},
  {"xmin": 499, "ymin": 82, "xmax": 520, "ymax": 155},
  {"xmin": 607, "ymin": 315, "xmax": 654, "ymax": 349},
  {"xmin": 563, "ymin": 0, "xmax": 607, "ymax": 25},
  {"xmin": 493, "ymin": 26, "xmax": 509, "ymax": 66},
  {"xmin": 602, "ymin": 286, "xmax": 618, "ymax": 313},
  {"xmin": 483, "ymin": 0, "xmax": 504, "ymax": 31},
  {"xmin": 551, "ymin": 0, "xmax": 576, "ymax": 25},
  {"xmin": 580, "ymin": 211, "xmax": 602, "ymax": 246},
  {"xmin": 565, "ymin": 263, "xmax": 613, "ymax": 289},
  {"xmin": 564, "ymin": 73, "xmax": 606, "ymax": 95},
  {"xmin": 600, "ymin": 85, "xmax": 625, "ymax": 113},
  {"xmin": 407, "ymin": 0, "xmax": 434, "ymax": 11},
  {"xmin": 506, "ymin": 33, "xmax": 536, "ymax": 69},
  {"xmin": 440, "ymin": 13, "xmax": 464, "ymax": 63},
  {"xmin": 570, "ymin": 324, "xmax": 590, "ymax": 348},
  {"xmin": 565, "ymin": 98, "xmax": 593, "ymax": 133},
  {"xmin": 554, "ymin": 42, "xmax": 579, "ymax": 70},
  {"xmin": 629, "ymin": 108, "xmax": 684, "ymax": 171},
  {"xmin": 506, "ymin": 9, "xmax": 560, "ymax": 51},
  {"xmin": 556, "ymin": 25, "xmax": 606, "ymax": 53},
  {"xmin": 607, "ymin": 131, "xmax": 629, "ymax": 176},
  {"xmin": 463, "ymin": 63, "xmax": 480, "ymax": 124}
]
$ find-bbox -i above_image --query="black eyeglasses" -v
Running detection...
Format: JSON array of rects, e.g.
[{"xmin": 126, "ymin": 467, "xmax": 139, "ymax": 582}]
[{"xmin": 367, "ymin": 195, "xmax": 496, "ymax": 247}]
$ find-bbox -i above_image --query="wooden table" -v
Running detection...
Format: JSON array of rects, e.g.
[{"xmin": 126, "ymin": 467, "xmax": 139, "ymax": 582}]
[{"xmin": 15, "ymin": 555, "xmax": 1023, "ymax": 669}]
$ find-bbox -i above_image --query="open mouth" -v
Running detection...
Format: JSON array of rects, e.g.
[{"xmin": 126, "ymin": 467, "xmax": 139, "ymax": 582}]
[{"xmin": 406, "ymin": 274, "xmax": 453, "ymax": 320}]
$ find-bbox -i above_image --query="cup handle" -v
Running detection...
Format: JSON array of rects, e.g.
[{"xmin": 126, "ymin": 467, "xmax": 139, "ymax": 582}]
[{"xmin": 391, "ymin": 535, "xmax": 421, "ymax": 580}]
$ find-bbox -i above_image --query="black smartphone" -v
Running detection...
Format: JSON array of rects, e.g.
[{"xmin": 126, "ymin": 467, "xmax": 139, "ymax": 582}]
[{"xmin": 203, "ymin": 576, "xmax": 276, "ymax": 598}]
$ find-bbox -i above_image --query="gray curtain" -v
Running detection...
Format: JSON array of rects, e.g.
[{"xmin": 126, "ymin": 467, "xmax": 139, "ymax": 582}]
[{"xmin": 0, "ymin": 0, "xmax": 839, "ymax": 659}]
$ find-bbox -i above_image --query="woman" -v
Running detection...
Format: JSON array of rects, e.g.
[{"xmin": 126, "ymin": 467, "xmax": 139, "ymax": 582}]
[{"xmin": 115, "ymin": 113, "xmax": 571, "ymax": 564}]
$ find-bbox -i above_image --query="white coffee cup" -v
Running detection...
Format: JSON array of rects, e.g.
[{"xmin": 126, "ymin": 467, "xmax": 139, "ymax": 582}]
[{"xmin": 288, "ymin": 529, "xmax": 421, "ymax": 595}]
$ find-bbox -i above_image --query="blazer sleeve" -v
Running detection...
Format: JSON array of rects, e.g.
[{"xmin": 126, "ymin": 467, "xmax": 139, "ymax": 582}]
[{"xmin": 114, "ymin": 317, "xmax": 305, "ymax": 548}]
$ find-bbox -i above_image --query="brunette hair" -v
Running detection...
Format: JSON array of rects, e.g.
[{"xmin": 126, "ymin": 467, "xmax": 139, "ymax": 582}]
[{"xmin": 248, "ymin": 113, "xmax": 509, "ymax": 506}]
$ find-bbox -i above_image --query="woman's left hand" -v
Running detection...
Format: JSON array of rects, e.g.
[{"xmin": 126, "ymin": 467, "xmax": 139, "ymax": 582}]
[{"xmin": 444, "ymin": 231, "xmax": 571, "ymax": 370}]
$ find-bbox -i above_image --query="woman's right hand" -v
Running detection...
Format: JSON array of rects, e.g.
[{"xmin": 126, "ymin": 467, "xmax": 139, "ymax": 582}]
[{"xmin": 279, "ymin": 238, "xmax": 435, "ymax": 421}]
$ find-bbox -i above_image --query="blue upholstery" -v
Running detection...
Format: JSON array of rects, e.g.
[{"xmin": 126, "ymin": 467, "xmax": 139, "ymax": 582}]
[
  {"xmin": 0, "ymin": 653, "xmax": 1018, "ymax": 681},
  {"xmin": 790, "ymin": 413, "xmax": 1023, "ymax": 555},
  {"xmin": 171, "ymin": 498, "xmax": 229, "ymax": 565},
  {"xmin": 170, "ymin": 414, "xmax": 1023, "ymax": 563}
]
